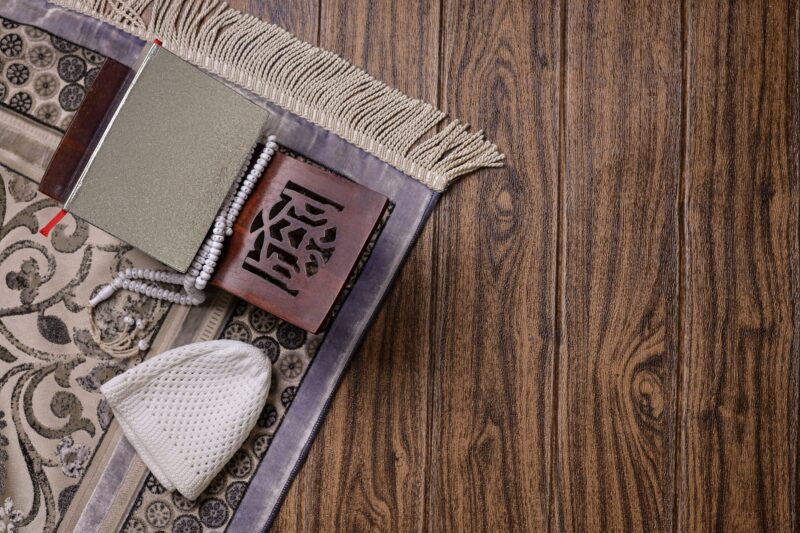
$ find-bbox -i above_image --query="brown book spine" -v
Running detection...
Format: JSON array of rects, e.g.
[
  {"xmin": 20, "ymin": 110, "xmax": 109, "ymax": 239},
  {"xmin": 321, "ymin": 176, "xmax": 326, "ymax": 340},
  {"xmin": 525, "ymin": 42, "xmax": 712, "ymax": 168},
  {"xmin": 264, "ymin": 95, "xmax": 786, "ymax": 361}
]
[{"xmin": 38, "ymin": 58, "xmax": 132, "ymax": 203}]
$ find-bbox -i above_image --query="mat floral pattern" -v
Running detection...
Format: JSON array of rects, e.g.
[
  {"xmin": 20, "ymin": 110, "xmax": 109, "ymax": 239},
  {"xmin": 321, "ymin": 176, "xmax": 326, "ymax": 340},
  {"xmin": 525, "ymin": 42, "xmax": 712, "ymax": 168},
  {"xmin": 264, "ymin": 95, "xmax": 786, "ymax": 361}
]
[
  {"xmin": 0, "ymin": 15, "xmax": 102, "ymax": 132},
  {"xmin": 0, "ymin": 163, "xmax": 167, "ymax": 533},
  {"xmin": 0, "ymin": 16, "xmax": 170, "ymax": 532}
]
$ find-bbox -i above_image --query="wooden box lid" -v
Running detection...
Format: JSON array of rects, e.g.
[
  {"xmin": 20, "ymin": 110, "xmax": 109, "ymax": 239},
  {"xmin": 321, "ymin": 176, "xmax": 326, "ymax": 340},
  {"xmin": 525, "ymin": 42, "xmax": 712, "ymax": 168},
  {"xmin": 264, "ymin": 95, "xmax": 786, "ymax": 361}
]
[{"xmin": 211, "ymin": 152, "xmax": 388, "ymax": 333}]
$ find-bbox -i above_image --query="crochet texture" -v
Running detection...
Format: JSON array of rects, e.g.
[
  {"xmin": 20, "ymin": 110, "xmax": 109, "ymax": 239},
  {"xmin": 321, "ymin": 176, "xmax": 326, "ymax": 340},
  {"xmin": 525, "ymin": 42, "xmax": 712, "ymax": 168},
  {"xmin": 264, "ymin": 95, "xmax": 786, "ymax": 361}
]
[{"xmin": 101, "ymin": 339, "xmax": 271, "ymax": 500}]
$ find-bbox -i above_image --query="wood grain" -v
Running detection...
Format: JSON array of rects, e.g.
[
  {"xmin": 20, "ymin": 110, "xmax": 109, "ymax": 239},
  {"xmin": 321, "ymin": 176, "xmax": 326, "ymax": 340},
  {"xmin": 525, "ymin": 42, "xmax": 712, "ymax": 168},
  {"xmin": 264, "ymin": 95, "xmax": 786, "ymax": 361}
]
[
  {"xmin": 227, "ymin": 1, "xmax": 800, "ymax": 530},
  {"xmin": 430, "ymin": 0, "xmax": 559, "ymax": 530},
  {"xmin": 555, "ymin": 2, "xmax": 682, "ymax": 531},
  {"xmin": 678, "ymin": 1, "xmax": 800, "ymax": 531},
  {"xmin": 231, "ymin": 0, "xmax": 319, "ymax": 43}
]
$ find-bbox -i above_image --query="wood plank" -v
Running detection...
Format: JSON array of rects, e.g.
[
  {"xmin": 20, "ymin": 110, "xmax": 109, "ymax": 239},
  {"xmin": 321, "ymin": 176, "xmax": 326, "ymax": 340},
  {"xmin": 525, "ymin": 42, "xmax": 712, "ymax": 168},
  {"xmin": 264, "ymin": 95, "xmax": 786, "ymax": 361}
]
[
  {"xmin": 555, "ymin": 2, "xmax": 682, "ymax": 531},
  {"xmin": 678, "ymin": 1, "xmax": 800, "ymax": 530},
  {"xmin": 431, "ymin": 1, "xmax": 559, "ymax": 530},
  {"xmin": 230, "ymin": 0, "xmax": 319, "ymax": 43},
  {"xmin": 278, "ymin": 0, "xmax": 441, "ymax": 530}
]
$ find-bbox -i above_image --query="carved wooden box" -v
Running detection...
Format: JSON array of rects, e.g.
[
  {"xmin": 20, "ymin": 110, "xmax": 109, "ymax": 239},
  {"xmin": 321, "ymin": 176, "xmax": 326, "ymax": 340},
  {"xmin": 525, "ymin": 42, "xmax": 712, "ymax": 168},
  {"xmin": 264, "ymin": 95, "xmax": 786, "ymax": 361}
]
[{"xmin": 211, "ymin": 152, "xmax": 388, "ymax": 333}]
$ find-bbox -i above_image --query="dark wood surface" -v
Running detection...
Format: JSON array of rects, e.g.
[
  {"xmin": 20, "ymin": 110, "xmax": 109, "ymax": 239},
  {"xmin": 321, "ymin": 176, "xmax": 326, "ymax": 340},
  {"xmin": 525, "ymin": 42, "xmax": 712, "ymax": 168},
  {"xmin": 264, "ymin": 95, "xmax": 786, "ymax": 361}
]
[
  {"xmin": 678, "ymin": 2, "xmax": 799, "ymax": 531},
  {"xmin": 230, "ymin": 1, "xmax": 799, "ymax": 531},
  {"xmin": 557, "ymin": 1, "xmax": 682, "ymax": 531}
]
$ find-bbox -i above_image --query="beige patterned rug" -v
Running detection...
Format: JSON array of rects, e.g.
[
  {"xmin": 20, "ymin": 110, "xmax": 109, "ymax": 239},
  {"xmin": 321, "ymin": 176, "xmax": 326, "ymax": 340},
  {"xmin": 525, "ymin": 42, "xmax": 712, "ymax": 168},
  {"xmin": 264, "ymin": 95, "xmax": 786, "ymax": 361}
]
[
  {"xmin": 0, "ymin": 16, "xmax": 175, "ymax": 532},
  {"xmin": 0, "ymin": 162, "xmax": 172, "ymax": 532}
]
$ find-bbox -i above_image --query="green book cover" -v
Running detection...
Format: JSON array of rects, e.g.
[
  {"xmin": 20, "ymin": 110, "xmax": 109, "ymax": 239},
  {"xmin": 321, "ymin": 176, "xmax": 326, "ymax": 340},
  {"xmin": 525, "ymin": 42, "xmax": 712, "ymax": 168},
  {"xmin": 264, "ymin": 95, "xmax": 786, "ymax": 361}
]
[{"xmin": 65, "ymin": 43, "xmax": 267, "ymax": 272}]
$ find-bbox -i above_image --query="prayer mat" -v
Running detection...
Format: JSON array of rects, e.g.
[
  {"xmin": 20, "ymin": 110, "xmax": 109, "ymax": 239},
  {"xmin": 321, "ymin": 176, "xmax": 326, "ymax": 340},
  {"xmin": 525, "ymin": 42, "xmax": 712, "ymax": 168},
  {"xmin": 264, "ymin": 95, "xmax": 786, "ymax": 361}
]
[{"xmin": 0, "ymin": 1, "xmax": 502, "ymax": 532}]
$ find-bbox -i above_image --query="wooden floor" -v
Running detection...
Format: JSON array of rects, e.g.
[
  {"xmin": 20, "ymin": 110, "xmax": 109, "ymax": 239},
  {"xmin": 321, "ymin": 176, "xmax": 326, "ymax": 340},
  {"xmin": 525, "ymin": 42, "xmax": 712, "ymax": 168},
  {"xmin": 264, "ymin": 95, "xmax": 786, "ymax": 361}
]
[{"xmin": 231, "ymin": 1, "xmax": 799, "ymax": 530}]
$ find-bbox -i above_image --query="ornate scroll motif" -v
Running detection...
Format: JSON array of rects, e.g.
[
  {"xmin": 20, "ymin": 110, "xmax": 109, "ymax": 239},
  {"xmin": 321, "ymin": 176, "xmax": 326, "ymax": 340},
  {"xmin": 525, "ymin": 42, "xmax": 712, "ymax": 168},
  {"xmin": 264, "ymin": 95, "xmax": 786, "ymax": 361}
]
[
  {"xmin": 0, "ymin": 167, "xmax": 166, "ymax": 532},
  {"xmin": 0, "ymin": 23, "xmax": 169, "ymax": 532}
]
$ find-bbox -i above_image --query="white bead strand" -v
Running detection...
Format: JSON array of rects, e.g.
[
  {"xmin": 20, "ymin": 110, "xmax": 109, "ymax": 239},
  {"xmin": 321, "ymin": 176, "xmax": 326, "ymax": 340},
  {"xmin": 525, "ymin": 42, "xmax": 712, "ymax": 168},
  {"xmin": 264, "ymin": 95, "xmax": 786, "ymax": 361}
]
[
  {"xmin": 195, "ymin": 141, "xmax": 274, "ymax": 290},
  {"xmin": 89, "ymin": 138, "xmax": 278, "ymax": 317}
]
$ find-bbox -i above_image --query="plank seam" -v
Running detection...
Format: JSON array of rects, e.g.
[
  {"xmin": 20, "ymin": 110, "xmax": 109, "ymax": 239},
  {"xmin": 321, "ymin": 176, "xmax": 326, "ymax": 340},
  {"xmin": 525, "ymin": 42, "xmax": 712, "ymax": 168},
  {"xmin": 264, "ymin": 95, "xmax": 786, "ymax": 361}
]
[
  {"xmin": 423, "ymin": 1, "xmax": 446, "ymax": 530},
  {"xmin": 673, "ymin": 0, "xmax": 690, "ymax": 530},
  {"xmin": 789, "ymin": 1, "xmax": 800, "ymax": 531},
  {"xmin": 549, "ymin": 0, "xmax": 568, "ymax": 530}
]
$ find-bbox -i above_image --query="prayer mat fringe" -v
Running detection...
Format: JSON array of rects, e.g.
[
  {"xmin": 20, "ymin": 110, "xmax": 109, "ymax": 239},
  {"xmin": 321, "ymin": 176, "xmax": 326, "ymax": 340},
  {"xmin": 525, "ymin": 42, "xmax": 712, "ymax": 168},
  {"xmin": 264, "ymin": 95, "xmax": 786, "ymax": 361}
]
[{"xmin": 51, "ymin": 0, "xmax": 505, "ymax": 191}]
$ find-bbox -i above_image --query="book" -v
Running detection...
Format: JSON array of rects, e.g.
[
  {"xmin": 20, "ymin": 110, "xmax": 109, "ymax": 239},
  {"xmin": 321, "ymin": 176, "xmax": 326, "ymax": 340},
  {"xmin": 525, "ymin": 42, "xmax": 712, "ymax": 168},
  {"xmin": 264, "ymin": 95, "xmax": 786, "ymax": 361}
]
[{"xmin": 55, "ymin": 43, "xmax": 267, "ymax": 272}]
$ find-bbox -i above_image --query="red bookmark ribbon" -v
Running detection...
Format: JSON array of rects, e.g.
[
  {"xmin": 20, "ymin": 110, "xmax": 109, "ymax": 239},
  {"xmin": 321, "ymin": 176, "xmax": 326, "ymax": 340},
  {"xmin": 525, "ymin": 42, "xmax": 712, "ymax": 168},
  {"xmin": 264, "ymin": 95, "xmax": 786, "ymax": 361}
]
[{"xmin": 40, "ymin": 209, "xmax": 67, "ymax": 237}]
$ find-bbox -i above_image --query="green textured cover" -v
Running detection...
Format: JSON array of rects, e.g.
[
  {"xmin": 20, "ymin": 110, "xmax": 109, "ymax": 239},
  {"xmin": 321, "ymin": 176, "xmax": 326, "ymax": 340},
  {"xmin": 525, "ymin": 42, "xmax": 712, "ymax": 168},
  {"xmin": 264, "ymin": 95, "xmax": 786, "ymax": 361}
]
[{"xmin": 65, "ymin": 44, "xmax": 267, "ymax": 272}]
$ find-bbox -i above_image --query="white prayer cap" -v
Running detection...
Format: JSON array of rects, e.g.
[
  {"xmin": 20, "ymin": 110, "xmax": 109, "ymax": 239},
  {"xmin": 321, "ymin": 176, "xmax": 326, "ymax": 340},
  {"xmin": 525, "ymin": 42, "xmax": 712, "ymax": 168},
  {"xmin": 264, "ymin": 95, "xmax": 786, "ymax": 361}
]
[{"xmin": 101, "ymin": 340, "xmax": 271, "ymax": 500}]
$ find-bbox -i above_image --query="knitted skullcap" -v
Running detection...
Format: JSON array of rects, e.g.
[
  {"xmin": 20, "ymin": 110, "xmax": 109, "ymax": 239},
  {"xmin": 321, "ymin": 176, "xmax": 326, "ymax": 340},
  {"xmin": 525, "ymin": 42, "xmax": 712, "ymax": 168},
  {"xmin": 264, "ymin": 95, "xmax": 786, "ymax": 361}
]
[{"xmin": 101, "ymin": 340, "xmax": 270, "ymax": 500}]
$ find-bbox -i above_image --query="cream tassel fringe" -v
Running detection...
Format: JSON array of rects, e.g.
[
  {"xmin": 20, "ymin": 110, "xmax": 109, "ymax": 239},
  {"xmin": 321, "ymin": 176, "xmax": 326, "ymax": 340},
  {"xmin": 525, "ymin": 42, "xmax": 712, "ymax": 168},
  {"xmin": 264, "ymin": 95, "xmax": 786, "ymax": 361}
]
[{"xmin": 51, "ymin": 0, "xmax": 504, "ymax": 191}]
